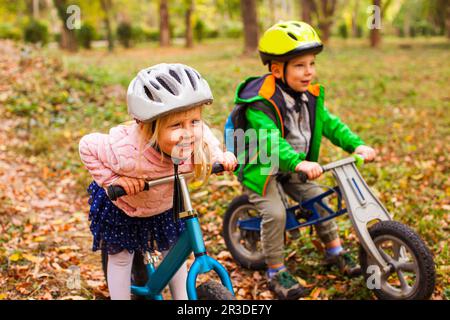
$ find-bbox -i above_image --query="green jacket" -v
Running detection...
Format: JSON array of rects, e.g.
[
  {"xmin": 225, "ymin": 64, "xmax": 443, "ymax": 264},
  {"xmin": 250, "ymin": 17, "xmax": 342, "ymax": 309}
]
[{"xmin": 233, "ymin": 74, "xmax": 364, "ymax": 196}]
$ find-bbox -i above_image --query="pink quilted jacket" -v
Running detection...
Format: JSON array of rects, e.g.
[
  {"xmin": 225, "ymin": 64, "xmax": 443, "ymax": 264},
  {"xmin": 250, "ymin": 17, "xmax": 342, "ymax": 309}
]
[{"xmin": 79, "ymin": 122, "xmax": 224, "ymax": 218}]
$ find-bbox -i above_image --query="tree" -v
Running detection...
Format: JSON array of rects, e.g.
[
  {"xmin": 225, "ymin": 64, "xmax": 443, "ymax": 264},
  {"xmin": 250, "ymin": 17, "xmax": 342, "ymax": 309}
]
[
  {"xmin": 100, "ymin": 0, "xmax": 114, "ymax": 52},
  {"xmin": 159, "ymin": 0, "xmax": 170, "ymax": 47},
  {"xmin": 311, "ymin": 0, "xmax": 337, "ymax": 44},
  {"xmin": 446, "ymin": 1, "xmax": 450, "ymax": 38},
  {"xmin": 351, "ymin": 0, "xmax": 360, "ymax": 38},
  {"xmin": 427, "ymin": 0, "xmax": 450, "ymax": 38},
  {"xmin": 53, "ymin": 0, "xmax": 78, "ymax": 52},
  {"xmin": 240, "ymin": 0, "xmax": 259, "ymax": 55},
  {"xmin": 370, "ymin": 0, "xmax": 392, "ymax": 47},
  {"xmin": 185, "ymin": 0, "xmax": 194, "ymax": 48},
  {"xmin": 300, "ymin": 0, "xmax": 314, "ymax": 24},
  {"xmin": 370, "ymin": 0, "xmax": 381, "ymax": 47},
  {"xmin": 33, "ymin": 0, "xmax": 40, "ymax": 19}
]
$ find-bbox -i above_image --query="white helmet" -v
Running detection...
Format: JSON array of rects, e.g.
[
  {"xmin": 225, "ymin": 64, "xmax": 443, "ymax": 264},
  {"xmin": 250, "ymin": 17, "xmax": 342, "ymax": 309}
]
[{"xmin": 127, "ymin": 63, "xmax": 213, "ymax": 122}]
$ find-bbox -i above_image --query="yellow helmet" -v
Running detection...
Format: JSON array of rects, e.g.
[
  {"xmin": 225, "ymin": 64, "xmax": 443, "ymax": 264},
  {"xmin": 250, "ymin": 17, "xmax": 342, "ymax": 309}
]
[{"xmin": 258, "ymin": 21, "xmax": 323, "ymax": 65}]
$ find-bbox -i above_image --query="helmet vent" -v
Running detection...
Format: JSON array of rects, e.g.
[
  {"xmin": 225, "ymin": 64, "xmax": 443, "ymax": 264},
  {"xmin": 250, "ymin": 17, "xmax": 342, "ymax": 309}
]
[
  {"xmin": 279, "ymin": 24, "xmax": 287, "ymax": 28},
  {"xmin": 144, "ymin": 85, "xmax": 158, "ymax": 102},
  {"xmin": 292, "ymin": 22, "xmax": 302, "ymax": 28},
  {"xmin": 287, "ymin": 32, "xmax": 298, "ymax": 41},
  {"xmin": 184, "ymin": 69, "xmax": 197, "ymax": 90},
  {"xmin": 169, "ymin": 69, "xmax": 182, "ymax": 84},
  {"xmin": 193, "ymin": 70, "xmax": 201, "ymax": 79},
  {"xmin": 150, "ymin": 81, "xmax": 160, "ymax": 90},
  {"xmin": 156, "ymin": 76, "xmax": 178, "ymax": 95}
]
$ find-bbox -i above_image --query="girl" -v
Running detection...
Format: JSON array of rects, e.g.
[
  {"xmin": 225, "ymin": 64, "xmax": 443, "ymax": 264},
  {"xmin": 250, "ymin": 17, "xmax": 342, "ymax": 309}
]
[{"xmin": 79, "ymin": 63, "xmax": 237, "ymax": 300}]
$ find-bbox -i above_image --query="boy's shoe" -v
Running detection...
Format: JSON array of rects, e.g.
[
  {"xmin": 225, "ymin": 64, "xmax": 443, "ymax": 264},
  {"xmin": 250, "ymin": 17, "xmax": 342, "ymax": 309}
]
[
  {"xmin": 267, "ymin": 270, "xmax": 310, "ymax": 300},
  {"xmin": 323, "ymin": 250, "xmax": 362, "ymax": 277}
]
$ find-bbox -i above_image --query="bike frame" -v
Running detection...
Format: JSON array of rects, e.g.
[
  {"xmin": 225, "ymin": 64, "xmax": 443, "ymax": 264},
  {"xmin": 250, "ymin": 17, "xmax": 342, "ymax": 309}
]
[
  {"xmin": 237, "ymin": 156, "xmax": 394, "ymax": 273},
  {"xmin": 130, "ymin": 173, "xmax": 234, "ymax": 300}
]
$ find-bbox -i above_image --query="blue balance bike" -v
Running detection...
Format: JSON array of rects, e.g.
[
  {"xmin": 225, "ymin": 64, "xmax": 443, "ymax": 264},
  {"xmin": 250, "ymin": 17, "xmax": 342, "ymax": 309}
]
[
  {"xmin": 222, "ymin": 155, "xmax": 436, "ymax": 300},
  {"xmin": 102, "ymin": 164, "xmax": 235, "ymax": 300}
]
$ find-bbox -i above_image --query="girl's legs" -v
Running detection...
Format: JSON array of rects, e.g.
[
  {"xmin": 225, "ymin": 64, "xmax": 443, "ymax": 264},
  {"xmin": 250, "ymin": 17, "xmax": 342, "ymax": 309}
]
[
  {"xmin": 161, "ymin": 250, "xmax": 188, "ymax": 300},
  {"xmin": 107, "ymin": 250, "xmax": 134, "ymax": 300}
]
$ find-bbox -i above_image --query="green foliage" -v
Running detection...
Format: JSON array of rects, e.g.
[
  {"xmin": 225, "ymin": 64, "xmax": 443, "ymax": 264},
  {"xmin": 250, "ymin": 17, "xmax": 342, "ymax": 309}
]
[
  {"xmin": 194, "ymin": 19, "xmax": 205, "ymax": 42},
  {"xmin": 130, "ymin": 25, "xmax": 143, "ymax": 42},
  {"xmin": 393, "ymin": 0, "xmax": 446, "ymax": 37},
  {"xmin": 77, "ymin": 23, "xmax": 96, "ymax": 49},
  {"xmin": 222, "ymin": 21, "xmax": 242, "ymax": 39},
  {"xmin": 145, "ymin": 28, "xmax": 160, "ymax": 41},
  {"xmin": 193, "ymin": 19, "xmax": 220, "ymax": 41},
  {"xmin": 0, "ymin": 23, "xmax": 21, "ymax": 40},
  {"xmin": 338, "ymin": 23, "xmax": 348, "ymax": 39},
  {"xmin": 23, "ymin": 20, "xmax": 48, "ymax": 45},
  {"xmin": 116, "ymin": 21, "xmax": 133, "ymax": 48}
]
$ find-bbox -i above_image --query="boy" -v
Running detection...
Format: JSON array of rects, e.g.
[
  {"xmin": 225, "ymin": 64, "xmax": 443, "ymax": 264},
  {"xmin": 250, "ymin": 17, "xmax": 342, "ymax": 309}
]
[{"xmin": 227, "ymin": 21, "xmax": 376, "ymax": 300}]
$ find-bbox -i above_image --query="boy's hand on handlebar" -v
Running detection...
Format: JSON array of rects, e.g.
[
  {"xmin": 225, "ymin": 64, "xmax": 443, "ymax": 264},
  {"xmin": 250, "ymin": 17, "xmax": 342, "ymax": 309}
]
[
  {"xmin": 114, "ymin": 176, "xmax": 146, "ymax": 196},
  {"xmin": 354, "ymin": 145, "xmax": 376, "ymax": 163},
  {"xmin": 295, "ymin": 161, "xmax": 323, "ymax": 180}
]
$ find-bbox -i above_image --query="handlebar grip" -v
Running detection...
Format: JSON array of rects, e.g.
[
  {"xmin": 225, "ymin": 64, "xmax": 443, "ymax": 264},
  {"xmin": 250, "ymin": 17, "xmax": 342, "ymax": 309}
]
[
  {"xmin": 107, "ymin": 182, "xmax": 149, "ymax": 201},
  {"xmin": 353, "ymin": 154, "xmax": 365, "ymax": 167},
  {"xmin": 211, "ymin": 162, "xmax": 225, "ymax": 174},
  {"xmin": 211, "ymin": 161, "xmax": 241, "ymax": 174}
]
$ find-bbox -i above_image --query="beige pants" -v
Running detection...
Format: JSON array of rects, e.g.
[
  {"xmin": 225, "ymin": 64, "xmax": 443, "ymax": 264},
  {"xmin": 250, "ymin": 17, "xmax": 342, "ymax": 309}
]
[{"xmin": 244, "ymin": 174, "xmax": 339, "ymax": 266}]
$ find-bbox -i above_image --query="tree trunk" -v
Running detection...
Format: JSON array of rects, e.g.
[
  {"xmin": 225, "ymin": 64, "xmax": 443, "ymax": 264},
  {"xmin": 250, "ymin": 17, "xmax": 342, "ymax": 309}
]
[
  {"xmin": 446, "ymin": 1, "xmax": 450, "ymax": 39},
  {"xmin": 185, "ymin": 0, "xmax": 194, "ymax": 48},
  {"xmin": 370, "ymin": 0, "xmax": 381, "ymax": 47},
  {"xmin": 301, "ymin": 0, "xmax": 313, "ymax": 24},
  {"xmin": 53, "ymin": 0, "xmax": 78, "ymax": 52},
  {"xmin": 33, "ymin": 0, "xmax": 40, "ymax": 19},
  {"xmin": 268, "ymin": 0, "xmax": 275, "ymax": 25},
  {"xmin": 159, "ymin": 0, "xmax": 171, "ymax": 47},
  {"xmin": 100, "ymin": 0, "xmax": 114, "ymax": 52},
  {"xmin": 309, "ymin": 0, "xmax": 336, "ymax": 44},
  {"xmin": 240, "ymin": 0, "xmax": 259, "ymax": 55},
  {"xmin": 351, "ymin": 0, "xmax": 360, "ymax": 37}
]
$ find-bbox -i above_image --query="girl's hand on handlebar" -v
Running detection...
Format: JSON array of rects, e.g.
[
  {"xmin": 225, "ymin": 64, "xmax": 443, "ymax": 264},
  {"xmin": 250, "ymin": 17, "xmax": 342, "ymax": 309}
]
[
  {"xmin": 114, "ymin": 176, "xmax": 146, "ymax": 196},
  {"xmin": 295, "ymin": 160, "xmax": 323, "ymax": 180},
  {"xmin": 220, "ymin": 151, "xmax": 238, "ymax": 173},
  {"xmin": 354, "ymin": 145, "xmax": 377, "ymax": 163}
]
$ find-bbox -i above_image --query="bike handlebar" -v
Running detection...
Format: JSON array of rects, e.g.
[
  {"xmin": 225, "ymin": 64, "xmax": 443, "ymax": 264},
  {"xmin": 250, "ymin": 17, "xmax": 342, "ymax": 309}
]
[
  {"xmin": 107, "ymin": 155, "xmax": 365, "ymax": 200},
  {"xmin": 107, "ymin": 162, "xmax": 226, "ymax": 201},
  {"xmin": 297, "ymin": 154, "xmax": 366, "ymax": 183}
]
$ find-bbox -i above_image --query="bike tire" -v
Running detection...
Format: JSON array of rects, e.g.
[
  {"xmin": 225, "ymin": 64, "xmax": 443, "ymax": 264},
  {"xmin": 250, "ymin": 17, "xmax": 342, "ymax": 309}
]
[
  {"xmin": 223, "ymin": 195, "xmax": 266, "ymax": 270},
  {"xmin": 359, "ymin": 220, "xmax": 436, "ymax": 300},
  {"xmin": 196, "ymin": 281, "xmax": 235, "ymax": 300}
]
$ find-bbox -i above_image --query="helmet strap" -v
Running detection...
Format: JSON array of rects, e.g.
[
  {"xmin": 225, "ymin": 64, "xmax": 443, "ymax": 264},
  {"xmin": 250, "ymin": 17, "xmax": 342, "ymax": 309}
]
[
  {"xmin": 281, "ymin": 60, "xmax": 298, "ymax": 94},
  {"xmin": 272, "ymin": 60, "xmax": 297, "ymax": 94},
  {"xmin": 282, "ymin": 61, "xmax": 288, "ymax": 84}
]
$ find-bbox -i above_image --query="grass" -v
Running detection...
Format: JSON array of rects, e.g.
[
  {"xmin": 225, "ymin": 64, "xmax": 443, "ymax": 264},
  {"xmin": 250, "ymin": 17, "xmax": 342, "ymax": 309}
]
[{"xmin": 3, "ymin": 36, "xmax": 449, "ymax": 299}]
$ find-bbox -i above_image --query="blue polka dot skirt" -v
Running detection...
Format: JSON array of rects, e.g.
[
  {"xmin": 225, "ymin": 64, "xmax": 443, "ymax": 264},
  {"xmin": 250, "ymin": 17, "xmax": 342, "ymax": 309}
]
[{"xmin": 87, "ymin": 181, "xmax": 186, "ymax": 255}]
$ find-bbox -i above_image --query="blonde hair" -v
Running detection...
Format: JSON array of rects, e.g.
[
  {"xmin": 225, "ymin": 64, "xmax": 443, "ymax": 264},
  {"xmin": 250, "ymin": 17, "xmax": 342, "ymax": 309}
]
[{"xmin": 133, "ymin": 106, "xmax": 212, "ymax": 185}]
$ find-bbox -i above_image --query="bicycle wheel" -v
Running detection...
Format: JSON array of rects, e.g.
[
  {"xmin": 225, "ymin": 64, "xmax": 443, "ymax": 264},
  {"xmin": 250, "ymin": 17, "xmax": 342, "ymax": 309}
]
[
  {"xmin": 196, "ymin": 281, "xmax": 235, "ymax": 300},
  {"xmin": 223, "ymin": 195, "xmax": 266, "ymax": 270},
  {"xmin": 359, "ymin": 221, "xmax": 436, "ymax": 300},
  {"xmin": 101, "ymin": 249, "xmax": 148, "ymax": 299}
]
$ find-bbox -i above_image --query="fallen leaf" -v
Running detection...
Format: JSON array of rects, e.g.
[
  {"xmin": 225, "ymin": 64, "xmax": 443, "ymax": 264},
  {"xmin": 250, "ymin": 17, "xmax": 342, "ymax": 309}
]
[{"xmin": 9, "ymin": 253, "xmax": 21, "ymax": 262}]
